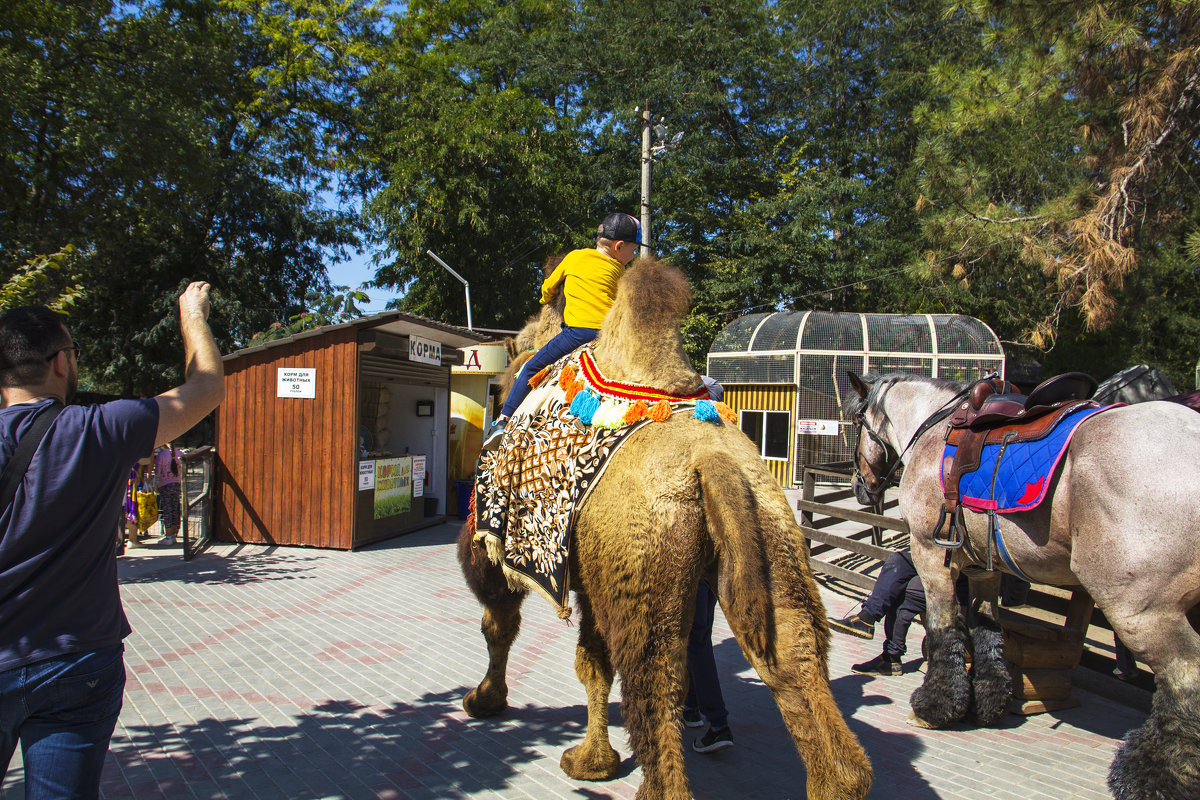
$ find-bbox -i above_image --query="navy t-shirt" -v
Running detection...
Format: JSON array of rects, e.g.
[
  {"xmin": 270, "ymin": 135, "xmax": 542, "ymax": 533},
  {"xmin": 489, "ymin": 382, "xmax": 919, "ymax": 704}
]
[{"xmin": 0, "ymin": 397, "xmax": 158, "ymax": 672}]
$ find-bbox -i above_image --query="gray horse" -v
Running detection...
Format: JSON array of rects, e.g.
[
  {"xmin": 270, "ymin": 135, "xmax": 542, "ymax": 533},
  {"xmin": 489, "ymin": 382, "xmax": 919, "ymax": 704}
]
[{"xmin": 847, "ymin": 372, "xmax": 1200, "ymax": 800}]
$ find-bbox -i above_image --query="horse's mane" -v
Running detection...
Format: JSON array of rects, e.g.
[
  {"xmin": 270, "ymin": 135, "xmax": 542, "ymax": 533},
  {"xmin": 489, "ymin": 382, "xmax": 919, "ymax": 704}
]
[{"xmin": 842, "ymin": 373, "xmax": 964, "ymax": 418}]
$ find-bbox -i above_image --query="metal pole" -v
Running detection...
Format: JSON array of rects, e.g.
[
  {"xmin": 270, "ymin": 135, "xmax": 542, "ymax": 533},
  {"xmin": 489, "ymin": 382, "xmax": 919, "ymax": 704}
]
[
  {"xmin": 640, "ymin": 103, "xmax": 652, "ymax": 255},
  {"xmin": 426, "ymin": 250, "xmax": 473, "ymax": 330}
]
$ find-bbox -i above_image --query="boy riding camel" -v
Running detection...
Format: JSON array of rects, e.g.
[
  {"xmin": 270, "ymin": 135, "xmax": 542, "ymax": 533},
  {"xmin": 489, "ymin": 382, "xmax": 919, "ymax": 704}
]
[{"xmin": 489, "ymin": 212, "xmax": 640, "ymax": 438}]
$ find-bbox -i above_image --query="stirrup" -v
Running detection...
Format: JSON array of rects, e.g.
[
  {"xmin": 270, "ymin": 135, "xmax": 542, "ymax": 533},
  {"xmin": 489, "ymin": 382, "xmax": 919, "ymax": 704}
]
[{"xmin": 931, "ymin": 505, "xmax": 966, "ymax": 550}]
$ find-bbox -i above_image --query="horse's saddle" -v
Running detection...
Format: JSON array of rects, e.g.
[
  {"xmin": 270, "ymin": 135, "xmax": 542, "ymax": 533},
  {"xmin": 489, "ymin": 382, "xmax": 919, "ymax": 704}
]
[{"xmin": 941, "ymin": 373, "xmax": 1100, "ymax": 520}]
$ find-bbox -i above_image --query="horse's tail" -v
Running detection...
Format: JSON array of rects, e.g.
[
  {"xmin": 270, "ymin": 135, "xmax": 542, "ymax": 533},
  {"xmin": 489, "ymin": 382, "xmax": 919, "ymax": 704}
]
[{"xmin": 696, "ymin": 446, "xmax": 873, "ymax": 799}]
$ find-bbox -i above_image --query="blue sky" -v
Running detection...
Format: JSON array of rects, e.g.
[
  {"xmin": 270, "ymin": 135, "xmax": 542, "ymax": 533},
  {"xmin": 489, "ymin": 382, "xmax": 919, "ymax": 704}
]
[{"xmin": 326, "ymin": 247, "xmax": 403, "ymax": 314}]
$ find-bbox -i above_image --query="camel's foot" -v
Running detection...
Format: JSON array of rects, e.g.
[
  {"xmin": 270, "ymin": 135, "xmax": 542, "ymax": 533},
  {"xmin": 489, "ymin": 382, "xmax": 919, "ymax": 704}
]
[
  {"xmin": 560, "ymin": 741, "xmax": 621, "ymax": 781},
  {"xmin": 968, "ymin": 623, "xmax": 1011, "ymax": 726},
  {"xmin": 1108, "ymin": 688, "xmax": 1200, "ymax": 800},
  {"xmin": 463, "ymin": 684, "xmax": 508, "ymax": 718},
  {"xmin": 910, "ymin": 626, "xmax": 970, "ymax": 728}
]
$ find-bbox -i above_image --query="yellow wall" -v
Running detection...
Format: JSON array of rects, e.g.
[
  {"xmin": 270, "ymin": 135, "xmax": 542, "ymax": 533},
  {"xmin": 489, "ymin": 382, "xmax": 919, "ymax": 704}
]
[
  {"xmin": 723, "ymin": 385, "xmax": 796, "ymax": 488},
  {"xmin": 449, "ymin": 374, "xmax": 489, "ymax": 481}
]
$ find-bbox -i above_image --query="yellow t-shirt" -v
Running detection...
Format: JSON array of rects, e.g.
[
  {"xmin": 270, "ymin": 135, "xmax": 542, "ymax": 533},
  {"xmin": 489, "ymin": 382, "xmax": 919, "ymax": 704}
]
[{"xmin": 539, "ymin": 248, "xmax": 625, "ymax": 329}]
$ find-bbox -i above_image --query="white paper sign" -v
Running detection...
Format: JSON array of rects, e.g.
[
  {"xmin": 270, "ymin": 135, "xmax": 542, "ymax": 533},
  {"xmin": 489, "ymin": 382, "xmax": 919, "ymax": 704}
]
[
  {"xmin": 358, "ymin": 460, "xmax": 376, "ymax": 490},
  {"xmin": 796, "ymin": 419, "xmax": 839, "ymax": 436},
  {"xmin": 277, "ymin": 368, "xmax": 316, "ymax": 398},
  {"xmin": 409, "ymin": 335, "xmax": 441, "ymax": 366},
  {"xmin": 412, "ymin": 455, "xmax": 425, "ymax": 498}
]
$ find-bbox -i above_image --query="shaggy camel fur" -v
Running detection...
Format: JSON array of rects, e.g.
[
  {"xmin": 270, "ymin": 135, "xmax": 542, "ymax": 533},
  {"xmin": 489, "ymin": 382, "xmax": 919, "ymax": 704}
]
[{"xmin": 458, "ymin": 257, "xmax": 872, "ymax": 800}]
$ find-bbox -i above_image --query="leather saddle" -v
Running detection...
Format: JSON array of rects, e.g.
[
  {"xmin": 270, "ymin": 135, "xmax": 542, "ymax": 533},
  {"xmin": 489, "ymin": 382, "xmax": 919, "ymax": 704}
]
[{"xmin": 938, "ymin": 372, "xmax": 1098, "ymax": 543}]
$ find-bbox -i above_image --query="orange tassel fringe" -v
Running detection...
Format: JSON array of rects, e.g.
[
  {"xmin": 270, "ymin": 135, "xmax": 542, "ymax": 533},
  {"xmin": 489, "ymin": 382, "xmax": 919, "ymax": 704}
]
[
  {"xmin": 647, "ymin": 399, "xmax": 672, "ymax": 422},
  {"xmin": 715, "ymin": 402, "xmax": 738, "ymax": 424},
  {"xmin": 530, "ymin": 365, "xmax": 552, "ymax": 388},
  {"xmin": 559, "ymin": 363, "xmax": 576, "ymax": 387},
  {"xmin": 623, "ymin": 400, "xmax": 649, "ymax": 424},
  {"xmin": 565, "ymin": 379, "xmax": 585, "ymax": 403}
]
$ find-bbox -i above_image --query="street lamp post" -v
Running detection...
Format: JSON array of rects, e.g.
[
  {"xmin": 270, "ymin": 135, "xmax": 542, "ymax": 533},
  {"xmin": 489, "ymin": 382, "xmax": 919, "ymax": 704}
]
[{"xmin": 426, "ymin": 249, "xmax": 472, "ymax": 330}]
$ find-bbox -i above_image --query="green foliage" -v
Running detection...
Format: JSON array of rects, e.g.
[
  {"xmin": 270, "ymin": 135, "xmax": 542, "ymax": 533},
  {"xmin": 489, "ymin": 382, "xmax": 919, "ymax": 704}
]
[
  {"xmin": 0, "ymin": 0, "xmax": 376, "ymax": 394},
  {"xmin": 0, "ymin": 246, "xmax": 82, "ymax": 313},
  {"xmin": 4, "ymin": 0, "xmax": 1195, "ymax": 393},
  {"xmin": 248, "ymin": 285, "xmax": 370, "ymax": 342}
]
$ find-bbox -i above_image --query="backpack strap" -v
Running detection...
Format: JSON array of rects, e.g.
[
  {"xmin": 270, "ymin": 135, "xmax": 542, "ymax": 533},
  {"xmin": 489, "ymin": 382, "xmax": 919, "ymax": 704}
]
[{"xmin": 0, "ymin": 401, "xmax": 64, "ymax": 512}]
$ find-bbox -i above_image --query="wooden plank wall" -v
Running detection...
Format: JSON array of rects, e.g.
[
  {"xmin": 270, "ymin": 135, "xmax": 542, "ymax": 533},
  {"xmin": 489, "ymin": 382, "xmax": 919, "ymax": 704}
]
[
  {"xmin": 722, "ymin": 384, "xmax": 795, "ymax": 488},
  {"xmin": 216, "ymin": 329, "xmax": 358, "ymax": 548}
]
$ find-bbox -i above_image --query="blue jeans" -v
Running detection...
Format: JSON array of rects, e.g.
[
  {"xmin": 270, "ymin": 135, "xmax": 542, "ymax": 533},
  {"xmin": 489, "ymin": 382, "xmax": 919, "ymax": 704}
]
[
  {"xmin": 1, "ymin": 645, "xmax": 126, "ymax": 799},
  {"xmin": 684, "ymin": 581, "xmax": 729, "ymax": 730},
  {"xmin": 499, "ymin": 325, "xmax": 599, "ymax": 418}
]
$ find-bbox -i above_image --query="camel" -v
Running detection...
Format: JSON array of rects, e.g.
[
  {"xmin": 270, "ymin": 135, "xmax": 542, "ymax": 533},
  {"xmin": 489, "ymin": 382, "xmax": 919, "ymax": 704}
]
[{"xmin": 457, "ymin": 257, "xmax": 872, "ymax": 800}]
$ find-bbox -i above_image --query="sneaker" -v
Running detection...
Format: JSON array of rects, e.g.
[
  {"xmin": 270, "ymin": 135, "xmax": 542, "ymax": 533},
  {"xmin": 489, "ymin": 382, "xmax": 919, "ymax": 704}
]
[
  {"xmin": 160, "ymin": 536, "xmax": 176, "ymax": 547},
  {"xmin": 851, "ymin": 653, "xmax": 903, "ymax": 676},
  {"xmin": 692, "ymin": 726, "xmax": 734, "ymax": 753},
  {"xmin": 682, "ymin": 707, "xmax": 704, "ymax": 728},
  {"xmin": 1113, "ymin": 668, "xmax": 1138, "ymax": 682},
  {"xmin": 481, "ymin": 416, "xmax": 509, "ymax": 452},
  {"xmin": 828, "ymin": 612, "xmax": 875, "ymax": 640}
]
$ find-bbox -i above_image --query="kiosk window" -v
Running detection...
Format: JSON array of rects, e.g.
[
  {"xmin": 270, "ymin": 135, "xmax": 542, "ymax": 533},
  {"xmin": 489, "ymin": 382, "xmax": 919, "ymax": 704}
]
[{"xmin": 740, "ymin": 410, "xmax": 790, "ymax": 460}]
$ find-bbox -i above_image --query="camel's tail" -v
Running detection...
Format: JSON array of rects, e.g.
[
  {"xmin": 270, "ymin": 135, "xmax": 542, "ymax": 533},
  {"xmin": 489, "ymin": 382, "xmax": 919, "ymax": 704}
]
[{"xmin": 697, "ymin": 447, "xmax": 873, "ymax": 800}]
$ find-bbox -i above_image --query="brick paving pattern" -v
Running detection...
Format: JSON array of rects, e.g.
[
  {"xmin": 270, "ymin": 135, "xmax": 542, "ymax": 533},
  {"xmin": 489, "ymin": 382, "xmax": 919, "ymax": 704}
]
[{"xmin": 2, "ymin": 521, "xmax": 1146, "ymax": 799}]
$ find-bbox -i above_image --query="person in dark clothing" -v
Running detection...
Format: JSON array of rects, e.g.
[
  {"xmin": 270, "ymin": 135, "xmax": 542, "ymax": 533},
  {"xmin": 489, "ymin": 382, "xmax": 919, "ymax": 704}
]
[
  {"xmin": 0, "ymin": 283, "xmax": 224, "ymax": 796},
  {"xmin": 682, "ymin": 580, "xmax": 734, "ymax": 752},
  {"xmin": 828, "ymin": 551, "xmax": 924, "ymax": 675},
  {"xmin": 829, "ymin": 551, "xmax": 1030, "ymax": 676}
]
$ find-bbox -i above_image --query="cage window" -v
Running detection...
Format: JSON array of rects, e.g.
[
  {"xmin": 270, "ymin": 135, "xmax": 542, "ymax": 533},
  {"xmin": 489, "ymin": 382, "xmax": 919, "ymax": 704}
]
[{"xmin": 740, "ymin": 410, "xmax": 789, "ymax": 460}]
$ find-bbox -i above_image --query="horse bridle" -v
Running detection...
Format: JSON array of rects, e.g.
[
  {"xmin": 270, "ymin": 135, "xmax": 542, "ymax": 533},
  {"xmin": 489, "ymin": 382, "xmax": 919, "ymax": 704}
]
[
  {"xmin": 852, "ymin": 381, "xmax": 979, "ymax": 495},
  {"xmin": 852, "ymin": 409, "xmax": 902, "ymax": 495}
]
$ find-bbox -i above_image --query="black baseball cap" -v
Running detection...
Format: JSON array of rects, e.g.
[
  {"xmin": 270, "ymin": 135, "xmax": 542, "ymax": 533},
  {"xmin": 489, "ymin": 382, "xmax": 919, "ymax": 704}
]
[{"xmin": 598, "ymin": 213, "xmax": 641, "ymax": 244}]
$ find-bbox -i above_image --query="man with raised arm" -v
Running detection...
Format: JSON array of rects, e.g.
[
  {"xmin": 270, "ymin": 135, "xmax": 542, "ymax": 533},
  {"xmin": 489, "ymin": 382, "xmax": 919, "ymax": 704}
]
[{"xmin": 0, "ymin": 281, "xmax": 224, "ymax": 796}]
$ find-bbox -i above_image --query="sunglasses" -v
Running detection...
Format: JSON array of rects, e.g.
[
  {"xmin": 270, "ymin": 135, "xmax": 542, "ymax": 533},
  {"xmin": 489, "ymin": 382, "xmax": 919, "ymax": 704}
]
[{"xmin": 45, "ymin": 341, "xmax": 81, "ymax": 362}]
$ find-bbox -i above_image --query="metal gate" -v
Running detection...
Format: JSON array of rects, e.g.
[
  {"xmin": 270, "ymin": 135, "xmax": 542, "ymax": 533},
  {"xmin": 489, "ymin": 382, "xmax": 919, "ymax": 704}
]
[{"xmin": 179, "ymin": 446, "xmax": 215, "ymax": 561}]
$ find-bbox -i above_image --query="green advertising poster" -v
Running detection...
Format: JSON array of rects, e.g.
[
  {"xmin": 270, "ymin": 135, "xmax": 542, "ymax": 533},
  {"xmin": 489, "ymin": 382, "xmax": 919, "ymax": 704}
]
[{"xmin": 374, "ymin": 457, "xmax": 412, "ymax": 519}]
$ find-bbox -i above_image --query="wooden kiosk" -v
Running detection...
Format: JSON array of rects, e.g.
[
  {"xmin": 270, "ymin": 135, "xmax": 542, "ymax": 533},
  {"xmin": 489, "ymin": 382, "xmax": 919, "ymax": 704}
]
[{"xmin": 215, "ymin": 312, "xmax": 490, "ymax": 549}]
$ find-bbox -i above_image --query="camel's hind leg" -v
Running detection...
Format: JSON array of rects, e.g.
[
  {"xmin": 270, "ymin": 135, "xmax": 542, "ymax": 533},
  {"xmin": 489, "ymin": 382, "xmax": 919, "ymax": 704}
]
[
  {"xmin": 699, "ymin": 456, "xmax": 872, "ymax": 799},
  {"xmin": 723, "ymin": 594, "xmax": 873, "ymax": 800},
  {"xmin": 457, "ymin": 525, "xmax": 527, "ymax": 718},
  {"xmin": 603, "ymin": 588, "xmax": 693, "ymax": 800},
  {"xmin": 559, "ymin": 592, "xmax": 621, "ymax": 781}
]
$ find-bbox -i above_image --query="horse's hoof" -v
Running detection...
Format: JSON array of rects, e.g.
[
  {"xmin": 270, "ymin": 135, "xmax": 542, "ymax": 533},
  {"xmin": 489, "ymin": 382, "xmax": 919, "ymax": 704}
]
[
  {"xmin": 560, "ymin": 743, "xmax": 620, "ymax": 781},
  {"xmin": 906, "ymin": 712, "xmax": 941, "ymax": 730},
  {"xmin": 463, "ymin": 686, "xmax": 507, "ymax": 718}
]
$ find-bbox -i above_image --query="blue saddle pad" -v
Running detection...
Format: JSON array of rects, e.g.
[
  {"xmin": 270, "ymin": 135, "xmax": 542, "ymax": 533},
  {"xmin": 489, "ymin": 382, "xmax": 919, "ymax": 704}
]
[{"xmin": 941, "ymin": 405, "xmax": 1113, "ymax": 513}]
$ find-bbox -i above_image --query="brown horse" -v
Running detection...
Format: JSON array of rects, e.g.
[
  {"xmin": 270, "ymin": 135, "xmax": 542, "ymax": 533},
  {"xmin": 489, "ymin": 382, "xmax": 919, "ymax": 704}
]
[
  {"xmin": 847, "ymin": 372, "xmax": 1200, "ymax": 800},
  {"xmin": 457, "ymin": 257, "xmax": 872, "ymax": 800}
]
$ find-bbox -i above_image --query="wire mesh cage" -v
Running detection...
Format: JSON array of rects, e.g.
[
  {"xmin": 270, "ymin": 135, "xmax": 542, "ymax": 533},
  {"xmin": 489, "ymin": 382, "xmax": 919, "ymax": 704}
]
[{"xmin": 707, "ymin": 311, "xmax": 1005, "ymax": 486}]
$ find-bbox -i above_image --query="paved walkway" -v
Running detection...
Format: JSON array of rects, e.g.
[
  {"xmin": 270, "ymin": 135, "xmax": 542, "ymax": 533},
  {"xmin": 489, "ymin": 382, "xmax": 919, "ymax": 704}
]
[{"xmin": 2, "ymin": 521, "xmax": 1148, "ymax": 800}]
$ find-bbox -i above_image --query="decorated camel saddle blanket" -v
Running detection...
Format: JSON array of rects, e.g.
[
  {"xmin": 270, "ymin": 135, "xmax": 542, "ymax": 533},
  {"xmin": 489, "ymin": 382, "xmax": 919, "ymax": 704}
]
[
  {"xmin": 473, "ymin": 346, "xmax": 736, "ymax": 617},
  {"xmin": 940, "ymin": 403, "xmax": 1114, "ymax": 513}
]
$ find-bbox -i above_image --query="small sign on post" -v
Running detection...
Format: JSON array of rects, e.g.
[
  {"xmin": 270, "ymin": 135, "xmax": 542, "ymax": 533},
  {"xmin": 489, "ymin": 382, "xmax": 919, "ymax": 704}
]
[
  {"xmin": 796, "ymin": 419, "xmax": 839, "ymax": 436},
  {"xmin": 277, "ymin": 368, "xmax": 316, "ymax": 398}
]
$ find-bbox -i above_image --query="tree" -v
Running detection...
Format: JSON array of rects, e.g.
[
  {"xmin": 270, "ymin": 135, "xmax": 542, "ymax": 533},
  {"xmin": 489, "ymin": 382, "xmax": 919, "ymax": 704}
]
[
  {"xmin": 912, "ymin": 0, "xmax": 1200, "ymax": 375},
  {"xmin": 358, "ymin": 0, "xmax": 595, "ymax": 331},
  {"xmin": 0, "ymin": 0, "xmax": 377, "ymax": 393}
]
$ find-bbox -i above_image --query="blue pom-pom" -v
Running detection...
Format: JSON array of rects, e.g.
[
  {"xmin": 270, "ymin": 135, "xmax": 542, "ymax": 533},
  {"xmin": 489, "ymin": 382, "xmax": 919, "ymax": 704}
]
[
  {"xmin": 693, "ymin": 399, "xmax": 721, "ymax": 423},
  {"xmin": 570, "ymin": 389, "xmax": 601, "ymax": 424}
]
